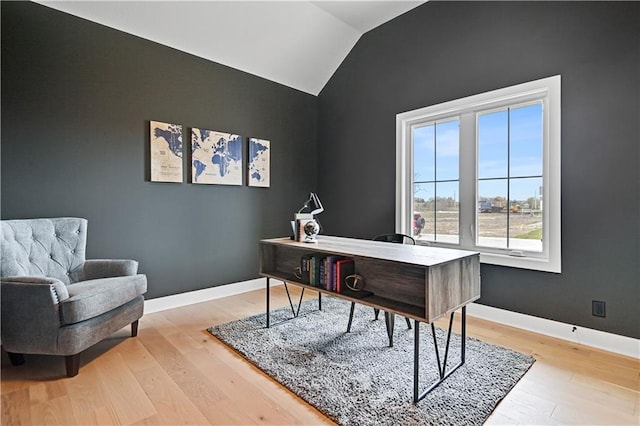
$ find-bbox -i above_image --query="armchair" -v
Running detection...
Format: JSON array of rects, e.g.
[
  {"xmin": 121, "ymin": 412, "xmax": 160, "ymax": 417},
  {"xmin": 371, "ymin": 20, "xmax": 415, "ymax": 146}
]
[{"xmin": 1, "ymin": 217, "xmax": 147, "ymax": 377}]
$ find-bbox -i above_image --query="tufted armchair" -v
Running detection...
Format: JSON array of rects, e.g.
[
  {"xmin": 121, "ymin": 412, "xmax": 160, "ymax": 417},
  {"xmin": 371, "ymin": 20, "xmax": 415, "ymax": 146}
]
[{"xmin": 1, "ymin": 217, "xmax": 147, "ymax": 377}]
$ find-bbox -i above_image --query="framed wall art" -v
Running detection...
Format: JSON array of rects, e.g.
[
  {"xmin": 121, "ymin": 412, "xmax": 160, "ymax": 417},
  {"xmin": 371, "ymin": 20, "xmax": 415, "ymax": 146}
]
[
  {"xmin": 248, "ymin": 137, "xmax": 270, "ymax": 187},
  {"xmin": 191, "ymin": 128, "xmax": 243, "ymax": 185},
  {"xmin": 150, "ymin": 120, "xmax": 183, "ymax": 183}
]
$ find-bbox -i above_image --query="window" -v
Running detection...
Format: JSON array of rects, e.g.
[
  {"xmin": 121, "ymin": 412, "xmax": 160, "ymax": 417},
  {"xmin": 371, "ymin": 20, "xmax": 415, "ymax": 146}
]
[{"xmin": 396, "ymin": 75, "xmax": 561, "ymax": 272}]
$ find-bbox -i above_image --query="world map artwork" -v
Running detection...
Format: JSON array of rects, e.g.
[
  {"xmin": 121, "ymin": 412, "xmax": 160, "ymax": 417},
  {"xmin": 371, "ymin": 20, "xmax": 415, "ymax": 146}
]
[
  {"xmin": 150, "ymin": 121, "xmax": 183, "ymax": 183},
  {"xmin": 248, "ymin": 138, "xmax": 270, "ymax": 187},
  {"xmin": 191, "ymin": 128, "xmax": 243, "ymax": 185}
]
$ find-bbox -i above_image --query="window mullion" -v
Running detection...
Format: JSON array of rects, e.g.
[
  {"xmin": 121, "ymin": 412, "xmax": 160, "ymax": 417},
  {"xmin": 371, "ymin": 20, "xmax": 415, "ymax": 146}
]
[
  {"xmin": 506, "ymin": 107, "xmax": 511, "ymax": 247},
  {"xmin": 458, "ymin": 112, "xmax": 476, "ymax": 249},
  {"xmin": 396, "ymin": 121, "xmax": 412, "ymax": 235}
]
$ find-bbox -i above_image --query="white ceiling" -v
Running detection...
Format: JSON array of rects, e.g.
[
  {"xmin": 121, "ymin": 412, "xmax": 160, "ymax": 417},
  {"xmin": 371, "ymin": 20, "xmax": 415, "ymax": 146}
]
[{"xmin": 35, "ymin": 1, "xmax": 426, "ymax": 95}]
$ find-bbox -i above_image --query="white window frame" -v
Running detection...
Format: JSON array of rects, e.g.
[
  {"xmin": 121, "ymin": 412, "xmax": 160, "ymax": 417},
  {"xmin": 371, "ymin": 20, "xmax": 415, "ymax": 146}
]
[{"xmin": 396, "ymin": 75, "xmax": 561, "ymax": 273}]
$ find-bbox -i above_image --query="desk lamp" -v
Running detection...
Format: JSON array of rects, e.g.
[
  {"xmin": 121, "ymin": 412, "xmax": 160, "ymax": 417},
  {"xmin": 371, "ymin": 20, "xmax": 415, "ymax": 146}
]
[{"xmin": 293, "ymin": 192, "xmax": 323, "ymax": 242}]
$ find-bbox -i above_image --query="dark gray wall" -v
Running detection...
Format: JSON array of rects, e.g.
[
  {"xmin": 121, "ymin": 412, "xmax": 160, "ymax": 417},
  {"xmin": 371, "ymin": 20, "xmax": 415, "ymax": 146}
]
[
  {"xmin": 318, "ymin": 1, "xmax": 639, "ymax": 338},
  {"xmin": 1, "ymin": 2, "xmax": 317, "ymax": 299}
]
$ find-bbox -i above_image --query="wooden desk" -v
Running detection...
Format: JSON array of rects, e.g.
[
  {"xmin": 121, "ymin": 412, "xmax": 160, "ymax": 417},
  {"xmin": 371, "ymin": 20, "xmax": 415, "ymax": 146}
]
[{"xmin": 259, "ymin": 235, "xmax": 481, "ymax": 402}]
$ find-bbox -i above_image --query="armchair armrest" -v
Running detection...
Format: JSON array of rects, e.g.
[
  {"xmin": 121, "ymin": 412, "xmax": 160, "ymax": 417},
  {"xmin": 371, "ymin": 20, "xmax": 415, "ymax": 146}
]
[
  {"xmin": 1, "ymin": 276, "xmax": 69, "ymax": 302},
  {"xmin": 82, "ymin": 259, "xmax": 139, "ymax": 280},
  {"xmin": 0, "ymin": 276, "xmax": 69, "ymax": 353}
]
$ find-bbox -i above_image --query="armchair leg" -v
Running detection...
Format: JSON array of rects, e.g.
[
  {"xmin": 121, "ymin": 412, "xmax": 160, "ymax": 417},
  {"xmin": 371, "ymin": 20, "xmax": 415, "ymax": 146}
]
[
  {"xmin": 65, "ymin": 354, "xmax": 81, "ymax": 377},
  {"xmin": 374, "ymin": 308, "xmax": 380, "ymax": 320},
  {"xmin": 405, "ymin": 316, "xmax": 412, "ymax": 329},
  {"xmin": 131, "ymin": 320, "xmax": 139, "ymax": 337},
  {"xmin": 7, "ymin": 352, "xmax": 25, "ymax": 366}
]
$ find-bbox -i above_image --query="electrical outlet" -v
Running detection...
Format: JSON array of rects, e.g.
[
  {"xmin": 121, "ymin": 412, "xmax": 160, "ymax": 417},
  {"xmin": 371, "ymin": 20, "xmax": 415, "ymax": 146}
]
[{"xmin": 592, "ymin": 300, "xmax": 606, "ymax": 318}]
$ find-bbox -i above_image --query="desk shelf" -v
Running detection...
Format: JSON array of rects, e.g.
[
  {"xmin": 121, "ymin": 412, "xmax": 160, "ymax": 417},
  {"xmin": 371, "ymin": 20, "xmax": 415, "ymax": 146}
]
[{"xmin": 262, "ymin": 272, "xmax": 426, "ymax": 320}]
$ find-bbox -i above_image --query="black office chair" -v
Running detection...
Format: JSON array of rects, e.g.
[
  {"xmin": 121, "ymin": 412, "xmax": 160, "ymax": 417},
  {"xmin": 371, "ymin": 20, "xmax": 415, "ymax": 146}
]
[{"xmin": 346, "ymin": 233, "xmax": 414, "ymax": 347}]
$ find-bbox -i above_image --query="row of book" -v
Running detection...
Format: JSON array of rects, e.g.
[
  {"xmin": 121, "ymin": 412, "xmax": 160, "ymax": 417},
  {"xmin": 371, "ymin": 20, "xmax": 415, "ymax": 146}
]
[{"xmin": 299, "ymin": 254, "xmax": 354, "ymax": 293}]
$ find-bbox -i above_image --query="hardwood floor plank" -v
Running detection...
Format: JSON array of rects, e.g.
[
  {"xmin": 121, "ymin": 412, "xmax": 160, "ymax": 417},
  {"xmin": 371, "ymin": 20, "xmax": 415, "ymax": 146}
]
[
  {"xmin": 131, "ymin": 364, "xmax": 210, "ymax": 425},
  {"xmin": 112, "ymin": 337, "xmax": 157, "ymax": 374},
  {"xmin": 137, "ymin": 326, "xmax": 247, "ymax": 424},
  {"xmin": 185, "ymin": 346, "xmax": 302, "ymax": 425},
  {"xmin": 94, "ymin": 351, "xmax": 157, "ymax": 424},
  {"xmin": 501, "ymin": 387, "xmax": 557, "ymax": 418},
  {"xmin": 30, "ymin": 395, "xmax": 75, "ymax": 425},
  {"xmin": 1, "ymin": 388, "xmax": 31, "ymax": 426},
  {"xmin": 93, "ymin": 405, "xmax": 121, "ymax": 425},
  {"xmin": 63, "ymin": 358, "xmax": 112, "ymax": 424},
  {"xmin": 551, "ymin": 399, "xmax": 639, "ymax": 425}
]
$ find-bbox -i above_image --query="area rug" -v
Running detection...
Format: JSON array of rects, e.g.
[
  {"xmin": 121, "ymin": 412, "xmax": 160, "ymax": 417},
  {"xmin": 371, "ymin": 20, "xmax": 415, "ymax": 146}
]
[{"xmin": 208, "ymin": 297, "xmax": 534, "ymax": 426}]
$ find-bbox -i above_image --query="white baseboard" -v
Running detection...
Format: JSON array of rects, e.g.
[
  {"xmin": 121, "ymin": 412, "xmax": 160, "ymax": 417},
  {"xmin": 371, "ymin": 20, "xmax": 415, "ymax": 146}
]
[
  {"xmin": 466, "ymin": 303, "xmax": 639, "ymax": 359},
  {"xmin": 144, "ymin": 278, "xmax": 283, "ymax": 314},
  {"xmin": 144, "ymin": 279, "xmax": 639, "ymax": 359}
]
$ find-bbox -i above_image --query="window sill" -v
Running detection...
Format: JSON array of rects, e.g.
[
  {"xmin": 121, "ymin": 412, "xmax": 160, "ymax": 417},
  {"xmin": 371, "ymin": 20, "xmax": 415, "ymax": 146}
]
[{"xmin": 479, "ymin": 251, "xmax": 561, "ymax": 273}]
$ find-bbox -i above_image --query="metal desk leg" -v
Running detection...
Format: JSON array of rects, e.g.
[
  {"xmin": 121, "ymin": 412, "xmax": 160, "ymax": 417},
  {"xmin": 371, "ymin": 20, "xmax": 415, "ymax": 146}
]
[
  {"xmin": 413, "ymin": 306, "xmax": 467, "ymax": 403},
  {"xmin": 266, "ymin": 277, "xmax": 270, "ymax": 328},
  {"xmin": 284, "ymin": 282, "xmax": 306, "ymax": 317},
  {"xmin": 384, "ymin": 312, "xmax": 395, "ymax": 347},
  {"xmin": 346, "ymin": 302, "xmax": 356, "ymax": 332},
  {"xmin": 414, "ymin": 320, "xmax": 420, "ymax": 403}
]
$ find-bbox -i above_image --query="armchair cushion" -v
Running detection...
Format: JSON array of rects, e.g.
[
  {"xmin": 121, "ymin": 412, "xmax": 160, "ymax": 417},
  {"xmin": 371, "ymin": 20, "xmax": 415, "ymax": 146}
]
[
  {"xmin": 61, "ymin": 274, "xmax": 147, "ymax": 325},
  {"xmin": 82, "ymin": 259, "xmax": 139, "ymax": 280}
]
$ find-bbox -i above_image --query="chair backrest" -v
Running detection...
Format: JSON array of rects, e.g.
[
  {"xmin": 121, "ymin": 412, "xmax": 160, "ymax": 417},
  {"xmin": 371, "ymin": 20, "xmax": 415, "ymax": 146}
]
[
  {"xmin": 372, "ymin": 233, "xmax": 415, "ymax": 245},
  {"xmin": 1, "ymin": 218, "xmax": 87, "ymax": 284}
]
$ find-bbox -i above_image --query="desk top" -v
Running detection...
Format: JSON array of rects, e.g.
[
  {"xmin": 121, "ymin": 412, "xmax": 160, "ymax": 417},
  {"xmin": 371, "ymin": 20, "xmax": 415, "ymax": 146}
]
[{"xmin": 260, "ymin": 235, "xmax": 478, "ymax": 267}]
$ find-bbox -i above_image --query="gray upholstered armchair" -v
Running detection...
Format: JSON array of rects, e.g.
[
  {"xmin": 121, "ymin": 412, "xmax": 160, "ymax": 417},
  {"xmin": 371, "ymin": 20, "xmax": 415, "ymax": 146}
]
[{"xmin": 1, "ymin": 217, "xmax": 147, "ymax": 377}]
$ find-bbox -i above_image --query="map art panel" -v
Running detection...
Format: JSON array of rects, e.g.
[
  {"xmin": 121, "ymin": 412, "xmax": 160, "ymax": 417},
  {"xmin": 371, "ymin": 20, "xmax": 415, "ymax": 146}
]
[
  {"xmin": 150, "ymin": 120, "xmax": 183, "ymax": 183},
  {"xmin": 248, "ymin": 138, "xmax": 270, "ymax": 188},
  {"xmin": 192, "ymin": 128, "xmax": 243, "ymax": 185}
]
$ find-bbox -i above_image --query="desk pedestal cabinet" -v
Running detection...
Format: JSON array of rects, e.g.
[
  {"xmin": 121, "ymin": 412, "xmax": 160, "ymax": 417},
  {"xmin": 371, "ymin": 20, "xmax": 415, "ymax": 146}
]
[{"xmin": 259, "ymin": 236, "xmax": 480, "ymax": 402}]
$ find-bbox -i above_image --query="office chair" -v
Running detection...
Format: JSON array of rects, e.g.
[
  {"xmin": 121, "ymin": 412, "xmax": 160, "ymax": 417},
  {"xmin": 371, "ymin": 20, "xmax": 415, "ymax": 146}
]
[{"xmin": 346, "ymin": 233, "xmax": 414, "ymax": 347}]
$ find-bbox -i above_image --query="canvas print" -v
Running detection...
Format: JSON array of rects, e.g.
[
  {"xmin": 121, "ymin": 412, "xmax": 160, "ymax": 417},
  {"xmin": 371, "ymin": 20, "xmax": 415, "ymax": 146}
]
[
  {"xmin": 248, "ymin": 137, "xmax": 270, "ymax": 187},
  {"xmin": 191, "ymin": 128, "xmax": 243, "ymax": 185},
  {"xmin": 150, "ymin": 120, "xmax": 183, "ymax": 182}
]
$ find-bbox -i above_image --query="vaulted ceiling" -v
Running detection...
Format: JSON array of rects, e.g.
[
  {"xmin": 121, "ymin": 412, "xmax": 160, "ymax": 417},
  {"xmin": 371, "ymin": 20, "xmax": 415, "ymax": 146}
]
[{"xmin": 35, "ymin": 1, "xmax": 426, "ymax": 95}]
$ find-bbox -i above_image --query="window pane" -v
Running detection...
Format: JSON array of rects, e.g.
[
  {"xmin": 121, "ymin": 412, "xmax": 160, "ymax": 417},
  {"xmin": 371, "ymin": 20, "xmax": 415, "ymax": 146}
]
[
  {"xmin": 509, "ymin": 178, "xmax": 543, "ymax": 252},
  {"xmin": 477, "ymin": 179, "xmax": 508, "ymax": 248},
  {"xmin": 478, "ymin": 110, "xmax": 508, "ymax": 179},
  {"xmin": 413, "ymin": 124, "xmax": 434, "ymax": 182},
  {"xmin": 510, "ymin": 103, "xmax": 543, "ymax": 177},
  {"xmin": 435, "ymin": 181, "xmax": 459, "ymax": 244},
  {"xmin": 413, "ymin": 183, "xmax": 434, "ymax": 240},
  {"xmin": 435, "ymin": 120, "xmax": 459, "ymax": 181}
]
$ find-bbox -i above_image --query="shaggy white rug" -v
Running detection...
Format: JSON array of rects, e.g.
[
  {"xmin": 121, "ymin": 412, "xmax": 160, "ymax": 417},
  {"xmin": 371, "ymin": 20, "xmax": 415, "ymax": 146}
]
[{"xmin": 208, "ymin": 296, "xmax": 534, "ymax": 426}]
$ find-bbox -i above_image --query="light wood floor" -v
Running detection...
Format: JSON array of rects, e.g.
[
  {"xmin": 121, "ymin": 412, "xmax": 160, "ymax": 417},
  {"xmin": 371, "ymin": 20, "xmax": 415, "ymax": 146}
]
[{"xmin": 1, "ymin": 286, "xmax": 638, "ymax": 425}]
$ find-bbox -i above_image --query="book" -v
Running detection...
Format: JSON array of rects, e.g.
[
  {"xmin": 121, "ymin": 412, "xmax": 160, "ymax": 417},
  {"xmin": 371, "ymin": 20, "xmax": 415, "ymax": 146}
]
[
  {"xmin": 311, "ymin": 255, "xmax": 326, "ymax": 287},
  {"xmin": 299, "ymin": 254, "xmax": 313, "ymax": 284},
  {"xmin": 325, "ymin": 255, "xmax": 338, "ymax": 292},
  {"xmin": 319, "ymin": 258, "xmax": 326, "ymax": 289}
]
